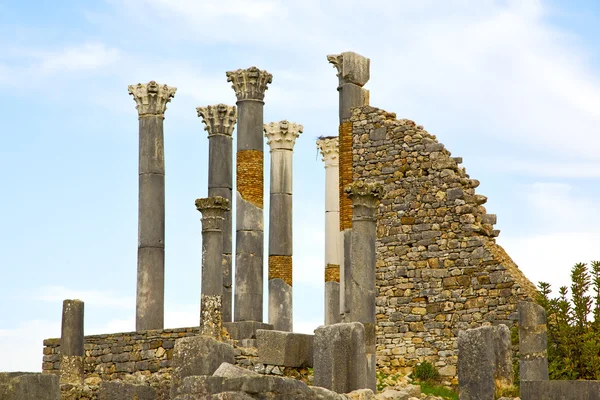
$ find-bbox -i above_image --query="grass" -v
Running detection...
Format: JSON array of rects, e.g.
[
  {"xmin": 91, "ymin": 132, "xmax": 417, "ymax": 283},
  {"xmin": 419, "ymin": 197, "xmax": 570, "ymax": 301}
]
[{"xmin": 419, "ymin": 381, "xmax": 459, "ymax": 400}]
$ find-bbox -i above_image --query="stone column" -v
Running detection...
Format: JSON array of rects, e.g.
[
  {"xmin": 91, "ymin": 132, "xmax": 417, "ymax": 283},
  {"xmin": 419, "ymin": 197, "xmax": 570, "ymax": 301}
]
[
  {"xmin": 196, "ymin": 197, "xmax": 230, "ymax": 339},
  {"xmin": 519, "ymin": 301, "xmax": 549, "ymax": 381},
  {"xmin": 327, "ymin": 52, "xmax": 370, "ymax": 318},
  {"xmin": 226, "ymin": 67, "xmax": 272, "ymax": 323},
  {"xmin": 264, "ymin": 120, "xmax": 303, "ymax": 332},
  {"xmin": 59, "ymin": 299, "xmax": 84, "ymax": 385},
  {"xmin": 344, "ymin": 180, "xmax": 383, "ymax": 393},
  {"xmin": 316, "ymin": 136, "xmax": 342, "ymax": 325},
  {"xmin": 128, "ymin": 81, "xmax": 176, "ymax": 331},
  {"xmin": 197, "ymin": 104, "xmax": 237, "ymax": 323}
]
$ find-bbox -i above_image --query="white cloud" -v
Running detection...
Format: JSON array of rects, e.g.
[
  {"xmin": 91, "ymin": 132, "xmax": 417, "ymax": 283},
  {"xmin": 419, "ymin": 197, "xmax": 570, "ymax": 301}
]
[
  {"xmin": 36, "ymin": 42, "xmax": 120, "ymax": 73},
  {"xmin": 474, "ymin": 157, "xmax": 600, "ymax": 178},
  {"xmin": 498, "ymin": 181, "xmax": 600, "ymax": 295},
  {"xmin": 0, "ymin": 320, "xmax": 60, "ymax": 372},
  {"xmin": 499, "ymin": 232, "xmax": 600, "ymax": 298}
]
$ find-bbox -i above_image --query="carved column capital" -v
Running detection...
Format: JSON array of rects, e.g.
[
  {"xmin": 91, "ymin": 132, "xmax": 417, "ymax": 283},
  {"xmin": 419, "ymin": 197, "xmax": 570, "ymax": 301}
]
[
  {"xmin": 327, "ymin": 52, "xmax": 370, "ymax": 87},
  {"xmin": 344, "ymin": 181, "xmax": 384, "ymax": 212},
  {"xmin": 128, "ymin": 81, "xmax": 176, "ymax": 118},
  {"xmin": 196, "ymin": 196, "xmax": 230, "ymax": 231},
  {"xmin": 316, "ymin": 136, "xmax": 339, "ymax": 166},
  {"xmin": 197, "ymin": 104, "xmax": 237, "ymax": 137},
  {"xmin": 264, "ymin": 120, "xmax": 303, "ymax": 151},
  {"xmin": 226, "ymin": 66, "xmax": 272, "ymax": 101}
]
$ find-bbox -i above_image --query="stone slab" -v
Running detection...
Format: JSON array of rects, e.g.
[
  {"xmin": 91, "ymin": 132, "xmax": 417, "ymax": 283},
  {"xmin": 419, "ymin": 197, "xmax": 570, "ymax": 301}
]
[
  {"xmin": 313, "ymin": 322, "xmax": 367, "ymax": 393},
  {"xmin": 257, "ymin": 329, "xmax": 314, "ymax": 367},
  {"xmin": 223, "ymin": 321, "xmax": 273, "ymax": 340},
  {"xmin": 520, "ymin": 380, "xmax": 600, "ymax": 400},
  {"xmin": 98, "ymin": 381, "xmax": 156, "ymax": 400},
  {"xmin": 170, "ymin": 335, "xmax": 235, "ymax": 397},
  {"xmin": 0, "ymin": 372, "xmax": 60, "ymax": 400}
]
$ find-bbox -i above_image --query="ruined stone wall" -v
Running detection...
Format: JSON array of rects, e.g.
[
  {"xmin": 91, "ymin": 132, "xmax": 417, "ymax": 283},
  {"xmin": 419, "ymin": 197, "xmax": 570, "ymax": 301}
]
[
  {"xmin": 348, "ymin": 105, "xmax": 538, "ymax": 383},
  {"xmin": 42, "ymin": 327, "xmax": 310, "ymax": 398}
]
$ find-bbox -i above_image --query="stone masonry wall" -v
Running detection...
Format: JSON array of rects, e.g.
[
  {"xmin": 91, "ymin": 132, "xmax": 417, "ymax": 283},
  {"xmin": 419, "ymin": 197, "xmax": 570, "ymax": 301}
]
[
  {"xmin": 42, "ymin": 327, "xmax": 310, "ymax": 399},
  {"xmin": 349, "ymin": 105, "xmax": 538, "ymax": 384}
]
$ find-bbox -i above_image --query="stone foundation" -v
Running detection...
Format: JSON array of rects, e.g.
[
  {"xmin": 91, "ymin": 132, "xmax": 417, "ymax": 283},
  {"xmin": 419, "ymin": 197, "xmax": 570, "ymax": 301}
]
[{"xmin": 42, "ymin": 327, "xmax": 310, "ymax": 399}]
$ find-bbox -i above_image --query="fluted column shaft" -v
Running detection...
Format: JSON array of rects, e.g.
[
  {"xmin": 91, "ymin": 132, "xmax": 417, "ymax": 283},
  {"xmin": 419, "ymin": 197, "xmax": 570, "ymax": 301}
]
[
  {"xmin": 196, "ymin": 197, "xmax": 230, "ymax": 339},
  {"xmin": 197, "ymin": 104, "xmax": 237, "ymax": 323},
  {"xmin": 317, "ymin": 137, "xmax": 342, "ymax": 325},
  {"xmin": 327, "ymin": 52, "xmax": 370, "ymax": 319},
  {"xmin": 265, "ymin": 121, "xmax": 302, "ymax": 331},
  {"xmin": 60, "ymin": 299, "xmax": 84, "ymax": 385},
  {"xmin": 345, "ymin": 181, "xmax": 383, "ymax": 393},
  {"xmin": 226, "ymin": 67, "xmax": 272, "ymax": 322},
  {"xmin": 129, "ymin": 81, "xmax": 176, "ymax": 331}
]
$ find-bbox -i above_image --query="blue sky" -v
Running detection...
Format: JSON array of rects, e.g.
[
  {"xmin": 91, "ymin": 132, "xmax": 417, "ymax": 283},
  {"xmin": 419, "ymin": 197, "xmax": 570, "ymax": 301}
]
[{"xmin": 2, "ymin": 0, "xmax": 600, "ymax": 371}]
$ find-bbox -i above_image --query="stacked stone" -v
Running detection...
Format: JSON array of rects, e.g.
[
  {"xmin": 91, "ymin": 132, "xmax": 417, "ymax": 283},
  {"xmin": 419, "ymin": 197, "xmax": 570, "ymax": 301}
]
[
  {"xmin": 195, "ymin": 196, "xmax": 230, "ymax": 339},
  {"xmin": 128, "ymin": 81, "xmax": 176, "ymax": 331},
  {"xmin": 327, "ymin": 51, "xmax": 370, "ymax": 317},
  {"xmin": 59, "ymin": 299, "xmax": 85, "ymax": 386},
  {"xmin": 316, "ymin": 136, "xmax": 342, "ymax": 325},
  {"xmin": 43, "ymin": 326, "xmax": 311, "ymax": 389},
  {"xmin": 349, "ymin": 105, "xmax": 538, "ymax": 381},
  {"xmin": 226, "ymin": 67, "xmax": 272, "ymax": 324},
  {"xmin": 197, "ymin": 104, "xmax": 237, "ymax": 323},
  {"xmin": 344, "ymin": 181, "xmax": 384, "ymax": 392},
  {"xmin": 518, "ymin": 301, "xmax": 549, "ymax": 381},
  {"xmin": 264, "ymin": 120, "xmax": 303, "ymax": 332}
]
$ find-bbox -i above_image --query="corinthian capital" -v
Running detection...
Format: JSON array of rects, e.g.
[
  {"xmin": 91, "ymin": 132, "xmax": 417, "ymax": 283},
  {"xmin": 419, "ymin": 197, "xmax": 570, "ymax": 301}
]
[
  {"xmin": 195, "ymin": 196, "xmax": 230, "ymax": 231},
  {"xmin": 128, "ymin": 81, "xmax": 177, "ymax": 118},
  {"xmin": 327, "ymin": 52, "xmax": 370, "ymax": 87},
  {"xmin": 316, "ymin": 136, "xmax": 339, "ymax": 165},
  {"xmin": 264, "ymin": 120, "xmax": 303, "ymax": 151},
  {"xmin": 226, "ymin": 67, "xmax": 272, "ymax": 101},
  {"xmin": 196, "ymin": 104, "xmax": 237, "ymax": 137},
  {"xmin": 344, "ymin": 181, "xmax": 384, "ymax": 210}
]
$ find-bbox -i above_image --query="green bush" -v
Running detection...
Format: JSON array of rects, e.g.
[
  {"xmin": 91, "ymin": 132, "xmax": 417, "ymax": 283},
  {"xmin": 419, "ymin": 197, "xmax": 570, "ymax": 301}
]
[
  {"xmin": 537, "ymin": 261, "xmax": 600, "ymax": 380},
  {"xmin": 412, "ymin": 361, "xmax": 440, "ymax": 382}
]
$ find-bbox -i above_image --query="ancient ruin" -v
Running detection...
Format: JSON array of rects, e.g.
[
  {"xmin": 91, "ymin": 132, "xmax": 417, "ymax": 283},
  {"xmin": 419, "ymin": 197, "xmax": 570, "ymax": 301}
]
[{"xmin": 4, "ymin": 51, "xmax": 597, "ymax": 400}]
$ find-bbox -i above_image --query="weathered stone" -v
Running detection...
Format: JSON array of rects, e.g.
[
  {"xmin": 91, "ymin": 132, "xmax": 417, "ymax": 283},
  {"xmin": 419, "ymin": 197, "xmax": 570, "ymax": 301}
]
[
  {"xmin": 519, "ymin": 301, "xmax": 549, "ymax": 382},
  {"xmin": 0, "ymin": 373, "xmax": 60, "ymax": 400},
  {"xmin": 130, "ymin": 81, "xmax": 176, "ymax": 331},
  {"xmin": 228, "ymin": 67, "xmax": 271, "ymax": 324},
  {"xmin": 170, "ymin": 336, "xmax": 235, "ymax": 397},
  {"xmin": 196, "ymin": 196, "xmax": 230, "ymax": 339},
  {"xmin": 458, "ymin": 325, "xmax": 512, "ymax": 400},
  {"xmin": 520, "ymin": 380, "xmax": 600, "ymax": 400},
  {"xmin": 213, "ymin": 362, "xmax": 259, "ymax": 378},
  {"xmin": 223, "ymin": 321, "xmax": 273, "ymax": 340},
  {"xmin": 256, "ymin": 329, "xmax": 314, "ymax": 367},
  {"xmin": 98, "ymin": 381, "xmax": 156, "ymax": 400},
  {"xmin": 313, "ymin": 322, "xmax": 367, "ymax": 393}
]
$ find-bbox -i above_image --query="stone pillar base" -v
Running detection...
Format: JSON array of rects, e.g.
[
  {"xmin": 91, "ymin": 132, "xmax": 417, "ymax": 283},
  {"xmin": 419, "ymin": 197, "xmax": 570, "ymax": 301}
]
[
  {"xmin": 59, "ymin": 355, "xmax": 84, "ymax": 386},
  {"xmin": 200, "ymin": 294, "xmax": 223, "ymax": 340}
]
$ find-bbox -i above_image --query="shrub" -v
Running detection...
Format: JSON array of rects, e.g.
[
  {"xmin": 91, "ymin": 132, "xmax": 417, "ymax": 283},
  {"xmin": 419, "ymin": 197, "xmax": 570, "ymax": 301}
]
[
  {"xmin": 412, "ymin": 361, "xmax": 440, "ymax": 382},
  {"xmin": 537, "ymin": 261, "xmax": 600, "ymax": 380}
]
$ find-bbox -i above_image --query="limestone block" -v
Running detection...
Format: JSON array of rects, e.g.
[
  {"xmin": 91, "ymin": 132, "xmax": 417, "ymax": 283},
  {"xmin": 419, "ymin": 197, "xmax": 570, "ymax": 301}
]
[
  {"xmin": 313, "ymin": 322, "xmax": 367, "ymax": 393},
  {"xmin": 170, "ymin": 336, "xmax": 235, "ymax": 397},
  {"xmin": 458, "ymin": 325, "xmax": 513, "ymax": 400},
  {"xmin": 0, "ymin": 373, "xmax": 60, "ymax": 400},
  {"xmin": 520, "ymin": 380, "xmax": 600, "ymax": 400},
  {"xmin": 519, "ymin": 301, "xmax": 549, "ymax": 382},
  {"xmin": 98, "ymin": 381, "xmax": 156, "ymax": 400},
  {"xmin": 178, "ymin": 374, "xmax": 315, "ymax": 399},
  {"xmin": 257, "ymin": 329, "xmax": 314, "ymax": 367},
  {"xmin": 223, "ymin": 321, "xmax": 273, "ymax": 340},
  {"xmin": 213, "ymin": 362, "xmax": 259, "ymax": 378}
]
